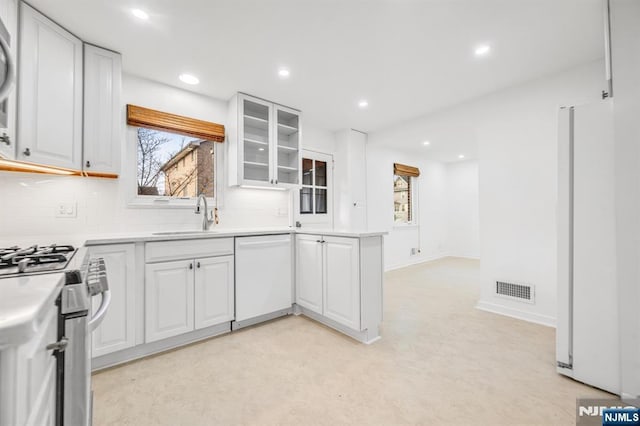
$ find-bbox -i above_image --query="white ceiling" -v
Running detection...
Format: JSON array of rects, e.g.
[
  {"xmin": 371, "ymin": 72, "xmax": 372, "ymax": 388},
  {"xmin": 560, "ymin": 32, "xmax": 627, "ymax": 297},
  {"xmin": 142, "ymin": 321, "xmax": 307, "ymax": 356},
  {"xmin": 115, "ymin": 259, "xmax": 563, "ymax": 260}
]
[{"xmin": 30, "ymin": 0, "xmax": 603, "ymax": 137}]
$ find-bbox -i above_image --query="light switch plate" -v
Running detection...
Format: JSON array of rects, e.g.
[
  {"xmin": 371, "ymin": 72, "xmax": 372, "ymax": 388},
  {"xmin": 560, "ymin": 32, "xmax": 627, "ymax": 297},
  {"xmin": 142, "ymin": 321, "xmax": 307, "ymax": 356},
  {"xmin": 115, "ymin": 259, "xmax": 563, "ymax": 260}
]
[{"xmin": 56, "ymin": 203, "xmax": 77, "ymax": 218}]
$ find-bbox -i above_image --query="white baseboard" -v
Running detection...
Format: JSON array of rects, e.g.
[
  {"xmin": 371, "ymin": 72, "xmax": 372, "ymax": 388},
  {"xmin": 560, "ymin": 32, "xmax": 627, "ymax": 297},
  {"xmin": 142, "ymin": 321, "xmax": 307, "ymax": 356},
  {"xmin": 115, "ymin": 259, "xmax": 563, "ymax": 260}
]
[
  {"xmin": 384, "ymin": 254, "xmax": 447, "ymax": 271},
  {"xmin": 384, "ymin": 253, "xmax": 480, "ymax": 271},
  {"xmin": 476, "ymin": 300, "xmax": 556, "ymax": 328},
  {"xmin": 445, "ymin": 254, "xmax": 480, "ymax": 260}
]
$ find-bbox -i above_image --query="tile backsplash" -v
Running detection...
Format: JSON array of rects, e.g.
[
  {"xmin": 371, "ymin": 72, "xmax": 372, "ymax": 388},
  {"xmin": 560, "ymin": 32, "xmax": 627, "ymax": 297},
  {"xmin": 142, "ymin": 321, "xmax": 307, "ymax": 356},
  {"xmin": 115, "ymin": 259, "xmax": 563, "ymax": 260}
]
[{"xmin": 0, "ymin": 171, "xmax": 290, "ymax": 244}]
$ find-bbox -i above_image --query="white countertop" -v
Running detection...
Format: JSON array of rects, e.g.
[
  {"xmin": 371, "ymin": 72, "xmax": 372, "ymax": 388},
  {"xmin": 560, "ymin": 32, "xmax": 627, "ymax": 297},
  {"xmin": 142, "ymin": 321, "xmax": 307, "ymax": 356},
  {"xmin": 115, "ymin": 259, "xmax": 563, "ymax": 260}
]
[
  {"xmin": 83, "ymin": 227, "xmax": 387, "ymax": 246},
  {"xmin": 0, "ymin": 272, "xmax": 65, "ymax": 348},
  {"xmin": 0, "ymin": 227, "xmax": 386, "ymax": 347}
]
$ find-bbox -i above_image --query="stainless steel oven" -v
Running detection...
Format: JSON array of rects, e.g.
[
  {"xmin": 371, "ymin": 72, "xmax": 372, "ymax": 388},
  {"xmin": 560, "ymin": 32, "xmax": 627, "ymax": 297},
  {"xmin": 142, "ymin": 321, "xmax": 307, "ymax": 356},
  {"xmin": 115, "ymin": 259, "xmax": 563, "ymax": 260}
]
[
  {"xmin": 0, "ymin": 245, "xmax": 110, "ymax": 425},
  {"xmin": 52, "ymin": 251, "xmax": 110, "ymax": 426}
]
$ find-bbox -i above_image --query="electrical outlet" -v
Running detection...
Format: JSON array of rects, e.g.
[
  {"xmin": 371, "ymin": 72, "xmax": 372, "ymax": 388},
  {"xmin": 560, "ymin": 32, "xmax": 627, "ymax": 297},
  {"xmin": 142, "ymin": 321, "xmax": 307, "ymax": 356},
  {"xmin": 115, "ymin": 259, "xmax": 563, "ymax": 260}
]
[{"xmin": 55, "ymin": 203, "xmax": 77, "ymax": 218}]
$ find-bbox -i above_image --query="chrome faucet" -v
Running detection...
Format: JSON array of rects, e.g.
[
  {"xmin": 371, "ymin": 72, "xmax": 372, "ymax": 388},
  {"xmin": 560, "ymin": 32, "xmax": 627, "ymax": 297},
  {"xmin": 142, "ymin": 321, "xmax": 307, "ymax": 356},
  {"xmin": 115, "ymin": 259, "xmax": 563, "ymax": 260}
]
[{"xmin": 195, "ymin": 194, "xmax": 215, "ymax": 231}]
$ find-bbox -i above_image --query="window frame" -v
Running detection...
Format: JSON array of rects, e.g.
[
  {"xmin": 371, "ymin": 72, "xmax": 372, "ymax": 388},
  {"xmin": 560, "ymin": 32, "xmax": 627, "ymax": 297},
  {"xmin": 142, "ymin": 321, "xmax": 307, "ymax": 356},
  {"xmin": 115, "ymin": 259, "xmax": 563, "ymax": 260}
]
[
  {"xmin": 393, "ymin": 173, "xmax": 418, "ymax": 227},
  {"xmin": 126, "ymin": 126, "xmax": 224, "ymax": 209},
  {"xmin": 294, "ymin": 150, "xmax": 333, "ymax": 226}
]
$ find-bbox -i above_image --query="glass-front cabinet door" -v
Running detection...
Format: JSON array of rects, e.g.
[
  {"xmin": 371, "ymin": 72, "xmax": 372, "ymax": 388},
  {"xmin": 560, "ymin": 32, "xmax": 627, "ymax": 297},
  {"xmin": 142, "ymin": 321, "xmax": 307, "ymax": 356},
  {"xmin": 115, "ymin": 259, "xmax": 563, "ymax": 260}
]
[
  {"xmin": 231, "ymin": 93, "xmax": 302, "ymax": 188},
  {"xmin": 274, "ymin": 105, "xmax": 301, "ymax": 186},
  {"xmin": 240, "ymin": 96, "xmax": 273, "ymax": 184}
]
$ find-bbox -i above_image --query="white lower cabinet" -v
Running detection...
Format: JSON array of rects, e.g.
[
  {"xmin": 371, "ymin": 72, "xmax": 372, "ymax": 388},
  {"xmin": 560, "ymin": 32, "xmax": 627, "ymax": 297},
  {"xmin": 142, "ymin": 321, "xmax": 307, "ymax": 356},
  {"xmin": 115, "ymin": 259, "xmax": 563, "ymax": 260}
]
[
  {"xmin": 0, "ymin": 304, "xmax": 58, "ymax": 426},
  {"xmin": 194, "ymin": 256, "xmax": 235, "ymax": 329},
  {"xmin": 323, "ymin": 236, "xmax": 360, "ymax": 330},
  {"xmin": 145, "ymin": 255, "xmax": 234, "ymax": 343},
  {"xmin": 145, "ymin": 260, "xmax": 195, "ymax": 343},
  {"xmin": 88, "ymin": 244, "xmax": 136, "ymax": 358},
  {"xmin": 295, "ymin": 234, "xmax": 324, "ymax": 314},
  {"xmin": 295, "ymin": 234, "xmax": 361, "ymax": 330},
  {"xmin": 91, "ymin": 232, "xmax": 382, "ymax": 368}
]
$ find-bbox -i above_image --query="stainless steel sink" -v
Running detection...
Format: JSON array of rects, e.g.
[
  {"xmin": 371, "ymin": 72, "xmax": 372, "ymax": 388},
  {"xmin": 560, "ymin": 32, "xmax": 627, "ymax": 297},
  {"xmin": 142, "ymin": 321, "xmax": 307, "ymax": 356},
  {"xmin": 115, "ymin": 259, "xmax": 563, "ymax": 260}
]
[{"xmin": 152, "ymin": 230, "xmax": 217, "ymax": 236}]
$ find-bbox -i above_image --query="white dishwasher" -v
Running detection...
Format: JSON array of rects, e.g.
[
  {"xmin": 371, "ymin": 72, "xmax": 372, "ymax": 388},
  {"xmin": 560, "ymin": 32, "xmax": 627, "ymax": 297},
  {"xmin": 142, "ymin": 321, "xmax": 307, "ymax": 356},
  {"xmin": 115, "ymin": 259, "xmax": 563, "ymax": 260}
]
[{"xmin": 234, "ymin": 234, "xmax": 293, "ymax": 325}]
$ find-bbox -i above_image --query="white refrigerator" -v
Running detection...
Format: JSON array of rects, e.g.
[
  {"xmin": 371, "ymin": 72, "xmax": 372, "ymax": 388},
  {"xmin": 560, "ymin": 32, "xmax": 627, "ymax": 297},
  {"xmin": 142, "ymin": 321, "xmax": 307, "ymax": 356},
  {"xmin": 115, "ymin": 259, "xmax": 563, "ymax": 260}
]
[{"xmin": 556, "ymin": 100, "xmax": 620, "ymax": 395}]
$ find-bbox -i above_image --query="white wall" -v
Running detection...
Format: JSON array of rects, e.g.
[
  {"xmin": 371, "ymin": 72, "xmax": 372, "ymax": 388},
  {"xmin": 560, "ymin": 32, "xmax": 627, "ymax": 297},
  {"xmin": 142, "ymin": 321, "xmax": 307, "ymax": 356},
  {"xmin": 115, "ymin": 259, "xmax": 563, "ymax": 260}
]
[
  {"xmin": 475, "ymin": 61, "xmax": 603, "ymax": 326},
  {"xmin": 610, "ymin": 0, "xmax": 640, "ymax": 399},
  {"xmin": 333, "ymin": 129, "xmax": 368, "ymax": 231},
  {"xmin": 0, "ymin": 74, "xmax": 334, "ymax": 243},
  {"xmin": 368, "ymin": 60, "xmax": 603, "ymax": 325},
  {"xmin": 445, "ymin": 161, "xmax": 479, "ymax": 259},
  {"xmin": 366, "ymin": 145, "xmax": 448, "ymax": 270}
]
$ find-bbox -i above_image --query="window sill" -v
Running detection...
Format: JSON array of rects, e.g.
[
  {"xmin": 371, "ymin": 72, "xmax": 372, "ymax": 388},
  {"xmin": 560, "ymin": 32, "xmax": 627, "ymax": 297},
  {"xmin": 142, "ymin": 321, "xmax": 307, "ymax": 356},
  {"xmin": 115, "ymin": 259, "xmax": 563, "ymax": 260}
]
[{"xmin": 128, "ymin": 197, "xmax": 215, "ymax": 209}]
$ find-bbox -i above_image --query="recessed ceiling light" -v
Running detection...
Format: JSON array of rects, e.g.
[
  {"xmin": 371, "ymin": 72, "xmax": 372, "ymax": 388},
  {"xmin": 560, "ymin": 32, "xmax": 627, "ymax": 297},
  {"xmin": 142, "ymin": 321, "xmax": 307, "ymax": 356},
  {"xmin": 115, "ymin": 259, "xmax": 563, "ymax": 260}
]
[
  {"xmin": 458, "ymin": 154, "xmax": 465, "ymax": 159},
  {"xmin": 358, "ymin": 100, "xmax": 369, "ymax": 108},
  {"xmin": 179, "ymin": 74, "xmax": 199, "ymax": 85},
  {"xmin": 258, "ymin": 148, "xmax": 265, "ymax": 151},
  {"xmin": 423, "ymin": 141, "xmax": 430, "ymax": 146},
  {"xmin": 278, "ymin": 68, "xmax": 290, "ymax": 78},
  {"xmin": 474, "ymin": 44, "xmax": 491, "ymax": 56},
  {"xmin": 131, "ymin": 8, "xmax": 149, "ymax": 20}
]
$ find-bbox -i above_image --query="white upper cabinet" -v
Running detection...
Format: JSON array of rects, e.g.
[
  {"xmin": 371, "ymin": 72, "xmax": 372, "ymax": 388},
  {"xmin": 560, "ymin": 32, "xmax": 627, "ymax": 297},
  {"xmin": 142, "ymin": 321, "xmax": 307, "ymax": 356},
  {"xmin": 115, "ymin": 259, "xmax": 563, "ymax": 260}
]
[
  {"xmin": 18, "ymin": 3, "xmax": 82, "ymax": 169},
  {"xmin": 228, "ymin": 93, "xmax": 301, "ymax": 188},
  {"xmin": 274, "ymin": 104, "xmax": 301, "ymax": 186},
  {"xmin": 83, "ymin": 44, "xmax": 121, "ymax": 176}
]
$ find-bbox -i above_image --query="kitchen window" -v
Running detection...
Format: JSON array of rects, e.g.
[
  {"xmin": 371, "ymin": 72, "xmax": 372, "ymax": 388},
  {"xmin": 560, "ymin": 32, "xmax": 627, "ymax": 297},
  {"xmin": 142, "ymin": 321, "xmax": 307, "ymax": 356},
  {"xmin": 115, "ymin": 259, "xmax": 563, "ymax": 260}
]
[
  {"xmin": 136, "ymin": 127, "xmax": 215, "ymax": 199},
  {"xmin": 297, "ymin": 151, "xmax": 333, "ymax": 225},
  {"xmin": 393, "ymin": 163, "xmax": 420, "ymax": 225},
  {"xmin": 126, "ymin": 104, "xmax": 225, "ymax": 208}
]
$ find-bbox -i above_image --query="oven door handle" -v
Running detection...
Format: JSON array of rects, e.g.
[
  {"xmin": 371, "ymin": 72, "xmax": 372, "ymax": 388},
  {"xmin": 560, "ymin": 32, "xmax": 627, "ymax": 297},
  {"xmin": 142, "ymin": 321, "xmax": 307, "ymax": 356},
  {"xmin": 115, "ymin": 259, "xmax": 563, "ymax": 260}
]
[
  {"xmin": 0, "ymin": 32, "xmax": 15, "ymax": 102},
  {"xmin": 88, "ymin": 290, "xmax": 111, "ymax": 332}
]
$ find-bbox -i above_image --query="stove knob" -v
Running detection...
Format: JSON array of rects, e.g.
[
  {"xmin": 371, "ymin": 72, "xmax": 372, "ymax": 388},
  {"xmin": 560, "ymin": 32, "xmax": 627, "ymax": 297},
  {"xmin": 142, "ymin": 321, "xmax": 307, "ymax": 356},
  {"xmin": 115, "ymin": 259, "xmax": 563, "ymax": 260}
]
[{"xmin": 17, "ymin": 258, "xmax": 30, "ymax": 273}]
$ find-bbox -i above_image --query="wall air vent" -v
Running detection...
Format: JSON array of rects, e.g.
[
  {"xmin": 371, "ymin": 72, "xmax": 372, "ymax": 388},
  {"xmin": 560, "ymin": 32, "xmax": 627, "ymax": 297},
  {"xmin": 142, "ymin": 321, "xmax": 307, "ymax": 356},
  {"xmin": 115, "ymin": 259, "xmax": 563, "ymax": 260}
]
[{"xmin": 495, "ymin": 281, "xmax": 535, "ymax": 304}]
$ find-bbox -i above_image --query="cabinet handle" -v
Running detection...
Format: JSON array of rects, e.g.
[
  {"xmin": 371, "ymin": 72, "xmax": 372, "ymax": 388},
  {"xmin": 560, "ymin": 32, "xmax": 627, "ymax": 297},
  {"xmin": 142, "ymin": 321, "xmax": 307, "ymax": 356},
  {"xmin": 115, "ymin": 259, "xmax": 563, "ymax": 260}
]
[
  {"xmin": 86, "ymin": 160, "xmax": 91, "ymax": 168},
  {"xmin": 197, "ymin": 261, "xmax": 201, "ymax": 268},
  {"xmin": 275, "ymin": 179, "xmax": 278, "ymax": 184},
  {"xmin": 0, "ymin": 133, "xmax": 10, "ymax": 146},
  {"xmin": 23, "ymin": 148, "xmax": 31, "ymax": 156},
  {"xmin": 189, "ymin": 262, "xmax": 193, "ymax": 270}
]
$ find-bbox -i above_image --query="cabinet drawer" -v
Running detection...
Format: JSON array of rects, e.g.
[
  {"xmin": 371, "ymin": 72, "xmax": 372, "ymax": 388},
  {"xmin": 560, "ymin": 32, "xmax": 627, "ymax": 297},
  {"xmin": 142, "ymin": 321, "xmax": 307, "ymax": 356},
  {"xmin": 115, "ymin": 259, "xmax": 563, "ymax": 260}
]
[{"xmin": 145, "ymin": 238, "xmax": 233, "ymax": 263}]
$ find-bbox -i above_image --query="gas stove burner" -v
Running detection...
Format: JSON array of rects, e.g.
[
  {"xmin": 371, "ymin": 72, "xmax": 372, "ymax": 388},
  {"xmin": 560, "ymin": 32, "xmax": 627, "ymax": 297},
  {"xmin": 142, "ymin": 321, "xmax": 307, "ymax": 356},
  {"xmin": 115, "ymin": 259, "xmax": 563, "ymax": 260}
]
[
  {"xmin": 41, "ymin": 244, "xmax": 75, "ymax": 254},
  {"xmin": 13, "ymin": 253, "xmax": 69, "ymax": 265},
  {"xmin": 0, "ymin": 244, "xmax": 75, "ymax": 259},
  {"xmin": 0, "ymin": 244, "xmax": 77, "ymax": 275}
]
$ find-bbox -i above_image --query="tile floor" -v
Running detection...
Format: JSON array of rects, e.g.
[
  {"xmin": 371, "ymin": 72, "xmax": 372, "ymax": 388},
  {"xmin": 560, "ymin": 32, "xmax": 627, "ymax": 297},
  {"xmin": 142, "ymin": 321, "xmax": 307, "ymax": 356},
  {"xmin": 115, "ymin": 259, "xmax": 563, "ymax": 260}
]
[{"xmin": 92, "ymin": 257, "xmax": 611, "ymax": 425}]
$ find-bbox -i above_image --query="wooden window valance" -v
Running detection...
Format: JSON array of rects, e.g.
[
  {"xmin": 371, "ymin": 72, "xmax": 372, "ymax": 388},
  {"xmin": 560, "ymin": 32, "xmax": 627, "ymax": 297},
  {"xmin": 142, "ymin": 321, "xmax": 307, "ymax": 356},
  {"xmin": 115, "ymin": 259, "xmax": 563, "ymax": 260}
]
[
  {"xmin": 394, "ymin": 163, "xmax": 420, "ymax": 177},
  {"xmin": 126, "ymin": 104, "xmax": 225, "ymax": 142}
]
